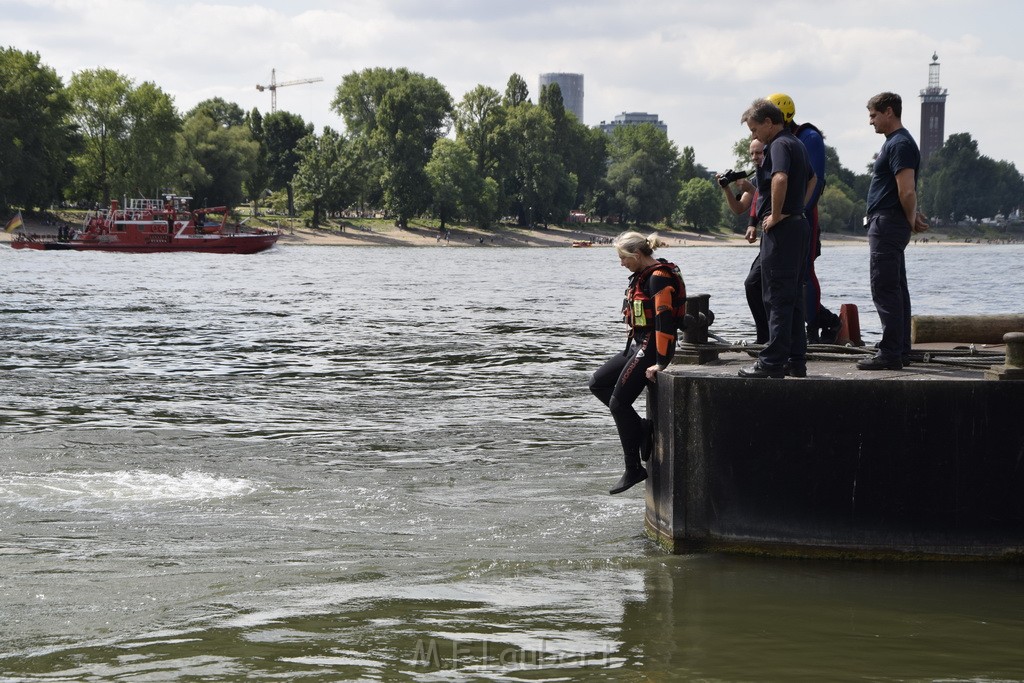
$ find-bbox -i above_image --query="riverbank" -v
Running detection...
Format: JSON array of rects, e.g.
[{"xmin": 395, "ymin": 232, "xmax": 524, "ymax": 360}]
[
  {"xmin": 4, "ymin": 214, "xmax": 1019, "ymax": 248},
  {"xmin": 238, "ymin": 220, "xmax": 876, "ymax": 249}
]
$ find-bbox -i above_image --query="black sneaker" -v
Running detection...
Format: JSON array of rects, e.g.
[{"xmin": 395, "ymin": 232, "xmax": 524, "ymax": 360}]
[
  {"xmin": 786, "ymin": 364, "xmax": 807, "ymax": 378},
  {"xmin": 738, "ymin": 362, "xmax": 786, "ymax": 379},
  {"xmin": 856, "ymin": 355, "xmax": 903, "ymax": 371}
]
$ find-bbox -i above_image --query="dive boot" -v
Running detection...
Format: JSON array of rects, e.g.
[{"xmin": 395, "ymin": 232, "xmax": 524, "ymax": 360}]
[{"xmin": 609, "ymin": 466, "xmax": 648, "ymax": 495}]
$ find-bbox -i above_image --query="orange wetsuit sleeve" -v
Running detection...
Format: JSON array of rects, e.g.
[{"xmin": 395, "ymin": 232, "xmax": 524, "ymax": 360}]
[{"xmin": 649, "ymin": 269, "xmax": 679, "ymax": 367}]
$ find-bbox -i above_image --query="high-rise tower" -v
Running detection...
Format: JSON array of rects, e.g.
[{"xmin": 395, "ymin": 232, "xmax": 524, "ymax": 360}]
[
  {"xmin": 919, "ymin": 53, "xmax": 948, "ymax": 166},
  {"xmin": 538, "ymin": 72, "xmax": 584, "ymax": 122}
]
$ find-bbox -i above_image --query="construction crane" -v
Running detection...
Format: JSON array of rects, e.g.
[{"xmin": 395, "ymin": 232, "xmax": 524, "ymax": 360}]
[{"xmin": 256, "ymin": 69, "xmax": 324, "ymax": 113}]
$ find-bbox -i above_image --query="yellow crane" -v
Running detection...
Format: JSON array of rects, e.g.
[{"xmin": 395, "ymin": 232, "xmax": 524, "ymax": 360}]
[{"xmin": 256, "ymin": 69, "xmax": 324, "ymax": 113}]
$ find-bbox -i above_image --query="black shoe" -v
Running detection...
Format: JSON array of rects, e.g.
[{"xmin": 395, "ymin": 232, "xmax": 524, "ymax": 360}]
[
  {"xmin": 609, "ymin": 467, "xmax": 648, "ymax": 495},
  {"xmin": 901, "ymin": 355, "xmax": 913, "ymax": 367},
  {"xmin": 856, "ymin": 355, "xmax": 903, "ymax": 371},
  {"xmin": 639, "ymin": 418, "xmax": 654, "ymax": 462},
  {"xmin": 786, "ymin": 364, "xmax": 807, "ymax": 378},
  {"xmin": 738, "ymin": 362, "xmax": 786, "ymax": 379}
]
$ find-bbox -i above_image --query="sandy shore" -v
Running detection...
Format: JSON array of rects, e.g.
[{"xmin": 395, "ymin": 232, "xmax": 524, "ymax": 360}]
[
  {"xmin": 5, "ymin": 216, "xmax": 990, "ymax": 249},
  {"xmin": 271, "ymin": 222, "xmax": 875, "ymax": 249}
]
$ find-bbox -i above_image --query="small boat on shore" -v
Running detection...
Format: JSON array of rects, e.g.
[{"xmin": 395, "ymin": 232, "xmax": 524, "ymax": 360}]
[
  {"xmin": 571, "ymin": 240, "xmax": 593, "ymax": 248},
  {"xmin": 10, "ymin": 197, "xmax": 278, "ymax": 254}
]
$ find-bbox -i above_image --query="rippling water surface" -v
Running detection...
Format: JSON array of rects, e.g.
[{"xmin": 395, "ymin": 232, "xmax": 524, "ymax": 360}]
[{"xmin": 2, "ymin": 243, "xmax": 1023, "ymax": 681}]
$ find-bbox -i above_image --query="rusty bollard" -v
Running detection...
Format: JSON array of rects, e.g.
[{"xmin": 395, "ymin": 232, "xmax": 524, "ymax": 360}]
[{"xmin": 984, "ymin": 332, "xmax": 1024, "ymax": 381}]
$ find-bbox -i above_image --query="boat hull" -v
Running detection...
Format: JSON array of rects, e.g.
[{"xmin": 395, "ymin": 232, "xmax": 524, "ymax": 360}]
[{"xmin": 11, "ymin": 235, "xmax": 278, "ymax": 254}]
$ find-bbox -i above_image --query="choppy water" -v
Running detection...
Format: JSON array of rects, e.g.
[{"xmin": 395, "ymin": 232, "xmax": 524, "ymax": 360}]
[{"xmin": 2, "ymin": 242, "xmax": 1023, "ymax": 681}]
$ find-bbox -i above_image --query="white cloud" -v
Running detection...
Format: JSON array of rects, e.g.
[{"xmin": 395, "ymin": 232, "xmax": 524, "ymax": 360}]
[{"xmin": 6, "ymin": 0, "xmax": 1023, "ymax": 178}]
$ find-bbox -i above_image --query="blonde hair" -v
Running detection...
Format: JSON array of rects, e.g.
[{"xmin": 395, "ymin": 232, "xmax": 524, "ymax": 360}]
[{"xmin": 614, "ymin": 231, "xmax": 662, "ymax": 259}]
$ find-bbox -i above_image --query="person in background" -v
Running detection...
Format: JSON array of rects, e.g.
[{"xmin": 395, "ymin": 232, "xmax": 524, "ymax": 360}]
[
  {"xmin": 718, "ymin": 138, "xmax": 770, "ymax": 344},
  {"xmin": 858, "ymin": 92, "xmax": 928, "ymax": 370},
  {"xmin": 589, "ymin": 232, "xmax": 685, "ymax": 494},
  {"xmin": 738, "ymin": 98, "xmax": 816, "ymax": 378},
  {"xmin": 765, "ymin": 93, "xmax": 842, "ymax": 344}
]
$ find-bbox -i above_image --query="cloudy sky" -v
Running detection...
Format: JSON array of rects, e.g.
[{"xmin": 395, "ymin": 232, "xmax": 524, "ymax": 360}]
[{"xmin": 7, "ymin": 0, "xmax": 1022, "ymax": 176}]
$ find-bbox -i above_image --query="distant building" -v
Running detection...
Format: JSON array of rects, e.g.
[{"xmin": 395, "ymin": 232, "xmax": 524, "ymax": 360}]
[
  {"xmin": 598, "ymin": 112, "xmax": 668, "ymax": 136},
  {"xmin": 919, "ymin": 52, "xmax": 948, "ymax": 166},
  {"xmin": 538, "ymin": 72, "xmax": 584, "ymax": 121}
]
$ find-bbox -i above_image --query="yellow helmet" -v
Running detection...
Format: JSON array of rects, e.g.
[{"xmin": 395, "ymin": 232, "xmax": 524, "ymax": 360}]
[{"xmin": 767, "ymin": 92, "xmax": 795, "ymax": 123}]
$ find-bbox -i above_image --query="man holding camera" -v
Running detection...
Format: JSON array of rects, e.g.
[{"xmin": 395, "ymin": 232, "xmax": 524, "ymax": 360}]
[
  {"xmin": 737, "ymin": 98, "xmax": 817, "ymax": 378},
  {"xmin": 717, "ymin": 139, "xmax": 770, "ymax": 343},
  {"xmin": 857, "ymin": 91, "xmax": 928, "ymax": 371}
]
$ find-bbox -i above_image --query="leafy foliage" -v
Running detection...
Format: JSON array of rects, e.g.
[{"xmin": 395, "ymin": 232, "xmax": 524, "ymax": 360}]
[
  {"xmin": 606, "ymin": 124, "xmax": 682, "ymax": 225},
  {"xmin": 676, "ymin": 178, "xmax": 721, "ymax": 231},
  {"xmin": 920, "ymin": 132, "xmax": 1024, "ymax": 222},
  {"xmin": 0, "ymin": 47, "xmax": 79, "ymax": 211},
  {"xmin": 332, "ymin": 67, "xmax": 453, "ymax": 227}
]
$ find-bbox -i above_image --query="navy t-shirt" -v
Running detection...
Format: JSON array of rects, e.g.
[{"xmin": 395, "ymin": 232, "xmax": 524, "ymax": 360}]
[
  {"xmin": 765, "ymin": 129, "xmax": 813, "ymax": 216},
  {"xmin": 866, "ymin": 127, "xmax": 920, "ymax": 214}
]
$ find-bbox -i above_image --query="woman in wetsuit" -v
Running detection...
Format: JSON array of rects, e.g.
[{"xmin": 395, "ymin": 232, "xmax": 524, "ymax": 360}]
[{"xmin": 589, "ymin": 231, "xmax": 684, "ymax": 494}]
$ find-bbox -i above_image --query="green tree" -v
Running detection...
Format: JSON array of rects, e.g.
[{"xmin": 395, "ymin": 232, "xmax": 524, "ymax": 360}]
[
  {"xmin": 243, "ymin": 108, "xmax": 270, "ymax": 214},
  {"xmin": 676, "ymin": 177, "xmax": 721, "ymax": 231},
  {"xmin": 177, "ymin": 107, "xmax": 257, "ymax": 207},
  {"xmin": 538, "ymin": 82, "xmax": 607, "ymax": 215},
  {"xmin": 263, "ymin": 110, "xmax": 312, "ymax": 216},
  {"xmin": 187, "ymin": 97, "xmax": 245, "ymax": 127},
  {"xmin": 425, "ymin": 138, "xmax": 482, "ymax": 230},
  {"xmin": 567, "ymin": 124, "xmax": 609, "ymax": 212},
  {"xmin": 817, "ymin": 185, "xmax": 858, "ymax": 233},
  {"xmin": 68, "ymin": 68, "xmax": 180, "ymax": 204},
  {"xmin": 67, "ymin": 68, "xmax": 132, "ymax": 204},
  {"xmin": 332, "ymin": 67, "xmax": 453, "ymax": 227},
  {"xmin": 990, "ymin": 160, "xmax": 1024, "ymax": 218},
  {"xmin": 495, "ymin": 103, "xmax": 567, "ymax": 226},
  {"xmin": 0, "ymin": 47, "xmax": 79, "ymax": 211},
  {"xmin": 503, "ymin": 73, "xmax": 530, "ymax": 107},
  {"xmin": 454, "ymin": 84, "xmax": 504, "ymax": 176},
  {"xmin": 920, "ymin": 132, "xmax": 1024, "ymax": 222},
  {"xmin": 824, "ymin": 145, "xmax": 870, "ymax": 206},
  {"xmin": 730, "ymin": 137, "xmax": 754, "ymax": 171},
  {"xmin": 678, "ymin": 145, "xmax": 708, "ymax": 182},
  {"xmin": 605, "ymin": 124, "xmax": 682, "ymax": 225},
  {"xmin": 293, "ymin": 127, "xmax": 354, "ymax": 229},
  {"xmin": 121, "ymin": 81, "xmax": 179, "ymax": 197}
]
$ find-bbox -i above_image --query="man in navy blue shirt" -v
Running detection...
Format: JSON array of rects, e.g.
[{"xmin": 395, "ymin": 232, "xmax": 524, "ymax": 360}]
[
  {"xmin": 738, "ymin": 99, "xmax": 817, "ymax": 378},
  {"xmin": 858, "ymin": 92, "xmax": 929, "ymax": 371}
]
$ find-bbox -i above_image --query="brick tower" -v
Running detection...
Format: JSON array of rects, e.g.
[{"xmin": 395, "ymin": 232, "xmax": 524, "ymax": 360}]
[{"xmin": 919, "ymin": 52, "xmax": 948, "ymax": 166}]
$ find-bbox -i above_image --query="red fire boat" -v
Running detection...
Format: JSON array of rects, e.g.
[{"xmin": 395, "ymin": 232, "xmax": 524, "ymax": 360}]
[{"xmin": 10, "ymin": 197, "xmax": 278, "ymax": 254}]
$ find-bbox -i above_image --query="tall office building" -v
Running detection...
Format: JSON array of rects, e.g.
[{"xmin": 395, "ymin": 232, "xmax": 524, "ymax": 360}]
[
  {"xmin": 919, "ymin": 52, "xmax": 948, "ymax": 166},
  {"xmin": 538, "ymin": 72, "xmax": 584, "ymax": 121},
  {"xmin": 599, "ymin": 112, "xmax": 668, "ymax": 136}
]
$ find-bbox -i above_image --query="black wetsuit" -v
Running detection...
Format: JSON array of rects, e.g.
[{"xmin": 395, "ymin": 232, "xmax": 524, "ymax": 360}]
[{"xmin": 589, "ymin": 266, "xmax": 681, "ymax": 470}]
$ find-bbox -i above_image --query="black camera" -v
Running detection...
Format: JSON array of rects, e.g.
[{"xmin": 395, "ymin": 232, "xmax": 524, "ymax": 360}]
[{"xmin": 716, "ymin": 169, "xmax": 752, "ymax": 188}]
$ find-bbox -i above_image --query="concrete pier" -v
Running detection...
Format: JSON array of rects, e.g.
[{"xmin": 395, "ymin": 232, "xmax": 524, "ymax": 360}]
[{"xmin": 645, "ymin": 349, "xmax": 1024, "ymax": 560}]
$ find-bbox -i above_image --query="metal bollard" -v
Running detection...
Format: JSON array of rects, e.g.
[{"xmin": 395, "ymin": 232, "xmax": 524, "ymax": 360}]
[{"xmin": 983, "ymin": 332, "xmax": 1024, "ymax": 381}]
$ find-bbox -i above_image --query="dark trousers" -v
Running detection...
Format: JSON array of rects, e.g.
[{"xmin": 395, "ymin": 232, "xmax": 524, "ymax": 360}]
[
  {"xmin": 744, "ymin": 254, "xmax": 769, "ymax": 344},
  {"xmin": 867, "ymin": 213, "xmax": 912, "ymax": 360},
  {"xmin": 589, "ymin": 334, "xmax": 654, "ymax": 468},
  {"xmin": 759, "ymin": 215, "xmax": 810, "ymax": 369}
]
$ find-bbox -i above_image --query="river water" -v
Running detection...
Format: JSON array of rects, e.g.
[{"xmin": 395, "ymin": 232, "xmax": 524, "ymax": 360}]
[{"xmin": 1, "ymin": 242, "xmax": 1023, "ymax": 681}]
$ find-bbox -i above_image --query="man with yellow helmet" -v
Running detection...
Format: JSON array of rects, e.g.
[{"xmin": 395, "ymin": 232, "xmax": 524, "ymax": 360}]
[
  {"xmin": 765, "ymin": 92, "xmax": 841, "ymax": 344},
  {"xmin": 737, "ymin": 98, "xmax": 817, "ymax": 378}
]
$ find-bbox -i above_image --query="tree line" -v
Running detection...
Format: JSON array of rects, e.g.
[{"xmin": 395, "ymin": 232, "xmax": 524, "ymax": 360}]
[{"xmin": 3, "ymin": 46, "xmax": 1022, "ymax": 233}]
